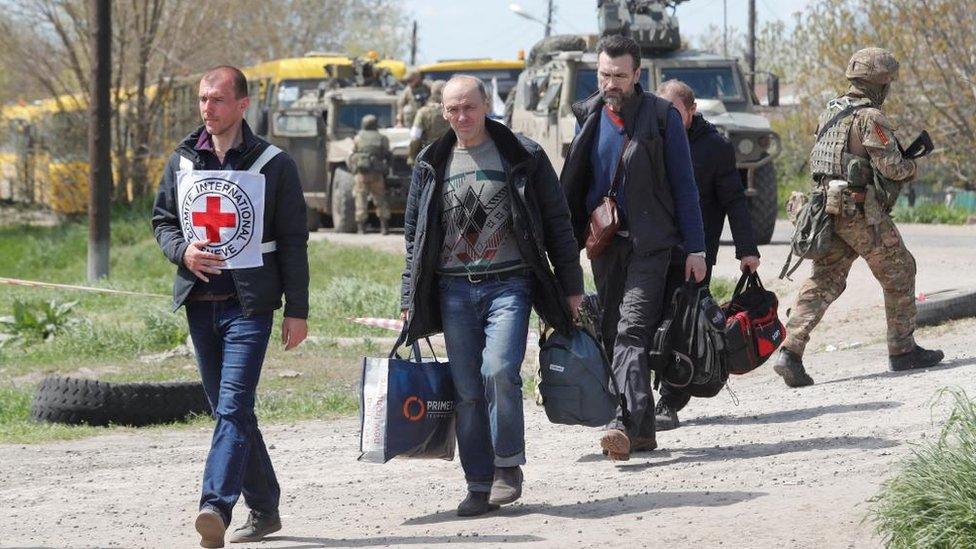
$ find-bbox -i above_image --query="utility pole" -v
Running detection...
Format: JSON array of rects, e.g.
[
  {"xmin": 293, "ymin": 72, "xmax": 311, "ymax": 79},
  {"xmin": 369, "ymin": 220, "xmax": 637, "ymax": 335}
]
[
  {"xmin": 545, "ymin": 0, "xmax": 553, "ymax": 38},
  {"xmin": 747, "ymin": 0, "xmax": 756, "ymax": 91},
  {"xmin": 87, "ymin": 0, "xmax": 111, "ymax": 282},
  {"xmin": 723, "ymin": 0, "xmax": 728, "ymax": 57},
  {"xmin": 410, "ymin": 20, "xmax": 418, "ymax": 66}
]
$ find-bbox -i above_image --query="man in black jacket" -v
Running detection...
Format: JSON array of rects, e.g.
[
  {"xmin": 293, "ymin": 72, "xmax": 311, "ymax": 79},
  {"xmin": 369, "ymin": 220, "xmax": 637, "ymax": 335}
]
[
  {"xmin": 561, "ymin": 36, "xmax": 707, "ymax": 462},
  {"xmin": 654, "ymin": 79, "xmax": 760, "ymax": 431},
  {"xmin": 151, "ymin": 66, "xmax": 309, "ymax": 548},
  {"xmin": 400, "ymin": 75, "xmax": 582, "ymax": 517}
]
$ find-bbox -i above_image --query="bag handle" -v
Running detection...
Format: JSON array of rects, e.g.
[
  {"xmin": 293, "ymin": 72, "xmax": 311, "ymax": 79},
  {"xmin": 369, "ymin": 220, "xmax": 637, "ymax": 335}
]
[
  {"xmin": 731, "ymin": 271, "xmax": 751, "ymax": 302},
  {"xmin": 388, "ymin": 328, "xmax": 439, "ymax": 362}
]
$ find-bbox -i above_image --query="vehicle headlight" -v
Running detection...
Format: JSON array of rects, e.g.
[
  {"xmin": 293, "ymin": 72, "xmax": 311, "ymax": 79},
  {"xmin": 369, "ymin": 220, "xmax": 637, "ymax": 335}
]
[{"xmin": 737, "ymin": 138, "xmax": 755, "ymax": 156}]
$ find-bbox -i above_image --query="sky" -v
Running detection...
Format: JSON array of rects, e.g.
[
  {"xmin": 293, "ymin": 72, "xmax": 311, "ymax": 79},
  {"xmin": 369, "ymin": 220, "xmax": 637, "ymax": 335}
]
[{"xmin": 401, "ymin": 0, "xmax": 812, "ymax": 65}]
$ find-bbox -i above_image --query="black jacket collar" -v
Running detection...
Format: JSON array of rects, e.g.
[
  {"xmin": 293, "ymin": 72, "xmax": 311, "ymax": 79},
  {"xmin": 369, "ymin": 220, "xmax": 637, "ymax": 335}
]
[
  {"xmin": 177, "ymin": 119, "xmax": 267, "ymax": 167},
  {"xmin": 417, "ymin": 117, "xmax": 534, "ymax": 179}
]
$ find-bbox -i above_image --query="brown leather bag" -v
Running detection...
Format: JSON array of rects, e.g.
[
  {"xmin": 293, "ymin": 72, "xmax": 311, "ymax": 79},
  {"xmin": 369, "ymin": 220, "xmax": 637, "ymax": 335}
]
[{"xmin": 584, "ymin": 136, "xmax": 629, "ymax": 260}]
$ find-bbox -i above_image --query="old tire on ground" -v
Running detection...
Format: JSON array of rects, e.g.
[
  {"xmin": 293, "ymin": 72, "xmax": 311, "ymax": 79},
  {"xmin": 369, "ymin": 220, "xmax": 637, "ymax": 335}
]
[
  {"xmin": 916, "ymin": 288, "xmax": 976, "ymax": 327},
  {"xmin": 331, "ymin": 167, "xmax": 357, "ymax": 233},
  {"xmin": 749, "ymin": 159, "xmax": 777, "ymax": 245},
  {"xmin": 30, "ymin": 375, "xmax": 210, "ymax": 427}
]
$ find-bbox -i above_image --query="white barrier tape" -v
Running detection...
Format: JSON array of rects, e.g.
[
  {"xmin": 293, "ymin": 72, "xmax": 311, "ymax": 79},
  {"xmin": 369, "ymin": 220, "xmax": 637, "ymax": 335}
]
[{"xmin": 0, "ymin": 277, "xmax": 168, "ymax": 298}]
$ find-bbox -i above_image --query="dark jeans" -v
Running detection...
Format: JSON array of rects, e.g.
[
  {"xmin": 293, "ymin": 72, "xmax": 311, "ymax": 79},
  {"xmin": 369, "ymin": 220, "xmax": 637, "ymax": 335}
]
[
  {"xmin": 592, "ymin": 236, "xmax": 670, "ymax": 439},
  {"xmin": 438, "ymin": 274, "xmax": 532, "ymax": 492},
  {"xmin": 658, "ymin": 256, "xmax": 713, "ymax": 412},
  {"xmin": 186, "ymin": 299, "xmax": 278, "ymax": 524}
]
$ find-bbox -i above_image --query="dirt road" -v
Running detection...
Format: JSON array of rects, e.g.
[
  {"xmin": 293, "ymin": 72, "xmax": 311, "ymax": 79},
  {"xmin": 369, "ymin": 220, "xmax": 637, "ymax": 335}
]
[{"xmin": 2, "ymin": 222, "xmax": 975, "ymax": 548}]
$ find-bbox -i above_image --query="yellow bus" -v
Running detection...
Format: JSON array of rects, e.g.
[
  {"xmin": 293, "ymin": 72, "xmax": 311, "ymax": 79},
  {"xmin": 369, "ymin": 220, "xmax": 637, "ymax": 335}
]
[{"xmin": 417, "ymin": 58, "xmax": 525, "ymax": 100}]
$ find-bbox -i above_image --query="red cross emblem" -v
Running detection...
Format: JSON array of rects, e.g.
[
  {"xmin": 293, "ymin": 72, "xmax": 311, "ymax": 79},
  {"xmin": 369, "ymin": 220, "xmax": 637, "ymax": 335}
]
[{"xmin": 192, "ymin": 196, "xmax": 237, "ymax": 242}]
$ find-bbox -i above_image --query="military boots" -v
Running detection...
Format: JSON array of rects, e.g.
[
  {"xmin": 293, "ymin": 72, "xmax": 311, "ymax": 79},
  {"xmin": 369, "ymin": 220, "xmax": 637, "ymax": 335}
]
[
  {"xmin": 773, "ymin": 349, "xmax": 815, "ymax": 388},
  {"xmin": 889, "ymin": 345, "xmax": 944, "ymax": 372}
]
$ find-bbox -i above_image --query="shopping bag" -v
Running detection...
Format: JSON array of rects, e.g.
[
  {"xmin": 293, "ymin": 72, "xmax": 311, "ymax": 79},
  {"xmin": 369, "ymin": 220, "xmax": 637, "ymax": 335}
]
[{"xmin": 359, "ymin": 336, "xmax": 456, "ymax": 463}]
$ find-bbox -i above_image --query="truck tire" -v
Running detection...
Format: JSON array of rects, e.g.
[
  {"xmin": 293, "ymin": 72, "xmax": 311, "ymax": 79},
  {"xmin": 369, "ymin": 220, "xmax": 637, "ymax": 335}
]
[
  {"xmin": 749, "ymin": 159, "xmax": 777, "ymax": 245},
  {"xmin": 916, "ymin": 288, "xmax": 976, "ymax": 327},
  {"xmin": 331, "ymin": 168, "xmax": 357, "ymax": 233},
  {"xmin": 306, "ymin": 209, "xmax": 322, "ymax": 233},
  {"xmin": 30, "ymin": 375, "xmax": 210, "ymax": 427}
]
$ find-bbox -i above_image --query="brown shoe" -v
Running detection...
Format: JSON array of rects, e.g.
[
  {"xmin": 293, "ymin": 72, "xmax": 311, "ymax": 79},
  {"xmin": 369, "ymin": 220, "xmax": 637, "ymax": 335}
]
[
  {"xmin": 600, "ymin": 429, "xmax": 630, "ymax": 461},
  {"xmin": 195, "ymin": 508, "xmax": 226, "ymax": 548},
  {"xmin": 631, "ymin": 436, "xmax": 657, "ymax": 452}
]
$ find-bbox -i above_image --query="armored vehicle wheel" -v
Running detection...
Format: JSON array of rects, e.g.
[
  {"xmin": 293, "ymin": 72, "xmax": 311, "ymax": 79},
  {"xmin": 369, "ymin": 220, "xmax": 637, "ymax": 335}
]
[
  {"xmin": 30, "ymin": 375, "xmax": 210, "ymax": 427},
  {"xmin": 749, "ymin": 159, "xmax": 777, "ymax": 245},
  {"xmin": 916, "ymin": 288, "xmax": 976, "ymax": 327},
  {"xmin": 306, "ymin": 209, "xmax": 322, "ymax": 233},
  {"xmin": 331, "ymin": 168, "xmax": 357, "ymax": 233}
]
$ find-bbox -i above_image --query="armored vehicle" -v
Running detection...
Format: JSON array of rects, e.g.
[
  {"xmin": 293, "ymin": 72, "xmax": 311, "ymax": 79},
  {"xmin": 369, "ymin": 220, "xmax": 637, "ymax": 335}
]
[
  {"xmin": 246, "ymin": 55, "xmax": 411, "ymax": 232},
  {"xmin": 509, "ymin": 0, "xmax": 781, "ymax": 243}
]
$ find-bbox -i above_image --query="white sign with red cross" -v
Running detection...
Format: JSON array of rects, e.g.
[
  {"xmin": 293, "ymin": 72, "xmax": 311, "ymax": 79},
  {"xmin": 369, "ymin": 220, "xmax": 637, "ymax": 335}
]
[{"xmin": 177, "ymin": 169, "xmax": 266, "ymax": 269}]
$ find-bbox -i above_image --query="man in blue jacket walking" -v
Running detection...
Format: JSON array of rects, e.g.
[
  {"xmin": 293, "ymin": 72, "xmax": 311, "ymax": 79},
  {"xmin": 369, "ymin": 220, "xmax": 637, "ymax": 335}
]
[{"xmin": 561, "ymin": 35, "xmax": 706, "ymax": 461}]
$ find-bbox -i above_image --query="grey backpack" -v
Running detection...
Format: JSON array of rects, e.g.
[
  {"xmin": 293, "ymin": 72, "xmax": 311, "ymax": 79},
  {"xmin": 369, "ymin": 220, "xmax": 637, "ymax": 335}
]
[{"xmin": 537, "ymin": 295, "xmax": 621, "ymax": 427}]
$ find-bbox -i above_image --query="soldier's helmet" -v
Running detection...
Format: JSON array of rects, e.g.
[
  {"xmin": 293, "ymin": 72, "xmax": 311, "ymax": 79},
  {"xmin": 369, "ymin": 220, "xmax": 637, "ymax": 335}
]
[
  {"xmin": 361, "ymin": 114, "xmax": 379, "ymax": 130},
  {"xmin": 845, "ymin": 48, "xmax": 899, "ymax": 85},
  {"xmin": 430, "ymin": 81, "xmax": 446, "ymax": 103}
]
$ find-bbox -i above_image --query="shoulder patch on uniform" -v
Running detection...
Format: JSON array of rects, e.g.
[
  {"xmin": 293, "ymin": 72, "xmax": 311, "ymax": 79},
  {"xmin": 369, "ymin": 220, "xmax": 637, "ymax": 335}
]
[{"xmin": 873, "ymin": 122, "xmax": 889, "ymax": 146}]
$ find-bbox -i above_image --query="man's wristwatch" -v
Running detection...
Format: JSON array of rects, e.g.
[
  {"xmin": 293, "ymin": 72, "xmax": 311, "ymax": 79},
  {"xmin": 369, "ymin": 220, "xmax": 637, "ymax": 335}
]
[{"xmin": 689, "ymin": 251, "xmax": 706, "ymax": 258}]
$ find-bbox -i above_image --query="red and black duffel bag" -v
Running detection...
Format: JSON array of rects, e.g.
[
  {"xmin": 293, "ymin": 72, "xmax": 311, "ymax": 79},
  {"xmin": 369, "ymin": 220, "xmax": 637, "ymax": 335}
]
[{"xmin": 722, "ymin": 272, "xmax": 786, "ymax": 375}]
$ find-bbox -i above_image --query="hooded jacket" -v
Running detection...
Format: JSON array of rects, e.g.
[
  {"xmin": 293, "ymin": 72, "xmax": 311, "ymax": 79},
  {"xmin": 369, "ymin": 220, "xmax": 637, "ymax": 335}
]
[
  {"xmin": 399, "ymin": 118, "xmax": 583, "ymax": 343},
  {"xmin": 151, "ymin": 121, "xmax": 310, "ymax": 318}
]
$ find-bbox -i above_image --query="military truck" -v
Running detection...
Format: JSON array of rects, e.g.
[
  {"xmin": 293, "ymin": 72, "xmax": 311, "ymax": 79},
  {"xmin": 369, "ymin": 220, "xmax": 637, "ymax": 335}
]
[
  {"xmin": 509, "ymin": 0, "xmax": 781, "ymax": 244},
  {"xmin": 247, "ymin": 56, "xmax": 412, "ymax": 233}
]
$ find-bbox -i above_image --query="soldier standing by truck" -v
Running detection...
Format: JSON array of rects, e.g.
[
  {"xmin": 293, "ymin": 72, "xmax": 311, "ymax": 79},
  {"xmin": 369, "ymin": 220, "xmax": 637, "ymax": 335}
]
[
  {"xmin": 397, "ymin": 70, "xmax": 431, "ymax": 128},
  {"xmin": 349, "ymin": 114, "xmax": 392, "ymax": 234},
  {"xmin": 774, "ymin": 48, "xmax": 944, "ymax": 387},
  {"xmin": 408, "ymin": 80, "xmax": 451, "ymax": 165}
]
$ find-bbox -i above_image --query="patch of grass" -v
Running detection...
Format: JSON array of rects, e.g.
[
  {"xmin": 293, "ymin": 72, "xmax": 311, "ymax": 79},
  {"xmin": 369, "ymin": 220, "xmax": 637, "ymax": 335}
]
[
  {"xmin": 892, "ymin": 203, "xmax": 970, "ymax": 225},
  {"xmin": 870, "ymin": 388, "xmax": 976, "ymax": 547},
  {"xmin": 709, "ymin": 276, "xmax": 737, "ymax": 304}
]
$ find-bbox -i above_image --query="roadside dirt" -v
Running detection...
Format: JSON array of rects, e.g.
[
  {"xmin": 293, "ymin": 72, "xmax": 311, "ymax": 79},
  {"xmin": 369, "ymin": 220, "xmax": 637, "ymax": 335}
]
[{"xmin": 2, "ymin": 221, "xmax": 975, "ymax": 548}]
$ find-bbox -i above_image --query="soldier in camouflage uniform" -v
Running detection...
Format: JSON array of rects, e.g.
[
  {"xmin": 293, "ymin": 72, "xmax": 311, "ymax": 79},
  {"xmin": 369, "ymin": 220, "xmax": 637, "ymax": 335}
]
[
  {"xmin": 396, "ymin": 71, "xmax": 431, "ymax": 127},
  {"xmin": 408, "ymin": 81, "xmax": 450, "ymax": 165},
  {"xmin": 774, "ymin": 48, "xmax": 944, "ymax": 388},
  {"xmin": 349, "ymin": 114, "xmax": 392, "ymax": 234}
]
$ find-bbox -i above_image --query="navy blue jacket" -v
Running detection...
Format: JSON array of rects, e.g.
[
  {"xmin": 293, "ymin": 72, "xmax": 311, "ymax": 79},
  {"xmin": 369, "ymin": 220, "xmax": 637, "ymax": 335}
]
[
  {"xmin": 687, "ymin": 114, "xmax": 759, "ymax": 265},
  {"xmin": 151, "ymin": 121, "xmax": 310, "ymax": 318}
]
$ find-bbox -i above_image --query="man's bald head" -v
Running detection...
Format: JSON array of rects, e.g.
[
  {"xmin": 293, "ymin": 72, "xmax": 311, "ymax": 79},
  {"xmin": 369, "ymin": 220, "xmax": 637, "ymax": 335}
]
[
  {"xmin": 202, "ymin": 66, "xmax": 248, "ymax": 99},
  {"xmin": 442, "ymin": 75, "xmax": 490, "ymax": 146},
  {"xmin": 443, "ymin": 75, "xmax": 489, "ymax": 105}
]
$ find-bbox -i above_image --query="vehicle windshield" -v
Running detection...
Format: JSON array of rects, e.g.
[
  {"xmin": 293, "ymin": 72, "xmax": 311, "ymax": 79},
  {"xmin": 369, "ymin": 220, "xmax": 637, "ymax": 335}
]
[
  {"xmin": 335, "ymin": 103, "xmax": 394, "ymax": 135},
  {"xmin": 574, "ymin": 69, "xmax": 649, "ymax": 103},
  {"xmin": 659, "ymin": 67, "xmax": 741, "ymax": 100},
  {"xmin": 272, "ymin": 113, "xmax": 318, "ymax": 137},
  {"xmin": 422, "ymin": 69, "xmax": 521, "ymax": 99},
  {"xmin": 276, "ymin": 78, "xmax": 325, "ymax": 109}
]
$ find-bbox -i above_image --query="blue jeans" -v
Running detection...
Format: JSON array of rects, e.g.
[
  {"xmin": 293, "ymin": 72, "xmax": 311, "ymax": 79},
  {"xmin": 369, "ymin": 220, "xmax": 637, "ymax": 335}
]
[
  {"xmin": 185, "ymin": 300, "xmax": 278, "ymax": 524},
  {"xmin": 438, "ymin": 274, "xmax": 532, "ymax": 493}
]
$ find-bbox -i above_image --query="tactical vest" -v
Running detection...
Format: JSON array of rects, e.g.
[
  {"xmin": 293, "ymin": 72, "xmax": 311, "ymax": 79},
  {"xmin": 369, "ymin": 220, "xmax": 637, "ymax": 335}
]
[
  {"xmin": 808, "ymin": 96, "xmax": 873, "ymax": 181},
  {"xmin": 351, "ymin": 130, "xmax": 388, "ymax": 174}
]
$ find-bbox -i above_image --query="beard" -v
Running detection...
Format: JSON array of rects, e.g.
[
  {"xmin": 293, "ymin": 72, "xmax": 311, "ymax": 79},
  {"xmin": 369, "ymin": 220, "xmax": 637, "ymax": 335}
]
[{"xmin": 601, "ymin": 85, "xmax": 634, "ymax": 108}]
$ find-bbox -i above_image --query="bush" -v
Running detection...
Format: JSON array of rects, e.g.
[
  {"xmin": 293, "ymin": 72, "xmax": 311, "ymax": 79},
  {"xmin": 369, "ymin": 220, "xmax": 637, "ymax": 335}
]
[
  {"xmin": 892, "ymin": 203, "xmax": 970, "ymax": 225},
  {"xmin": 871, "ymin": 389, "xmax": 976, "ymax": 547}
]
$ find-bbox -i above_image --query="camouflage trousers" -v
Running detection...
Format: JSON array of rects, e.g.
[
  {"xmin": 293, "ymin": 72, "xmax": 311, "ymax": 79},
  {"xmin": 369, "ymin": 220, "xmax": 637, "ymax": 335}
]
[
  {"xmin": 353, "ymin": 172, "xmax": 389, "ymax": 223},
  {"xmin": 782, "ymin": 209, "xmax": 917, "ymax": 357}
]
